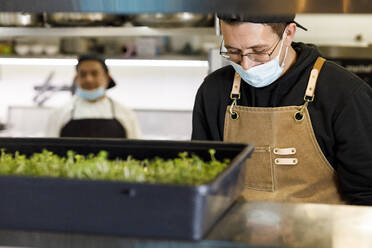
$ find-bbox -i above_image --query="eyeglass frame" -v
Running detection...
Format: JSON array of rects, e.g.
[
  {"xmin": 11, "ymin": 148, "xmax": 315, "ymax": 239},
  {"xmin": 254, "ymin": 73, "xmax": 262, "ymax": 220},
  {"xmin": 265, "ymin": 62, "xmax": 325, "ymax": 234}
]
[{"xmin": 219, "ymin": 30, "xmax": 285, "ymax": 63}]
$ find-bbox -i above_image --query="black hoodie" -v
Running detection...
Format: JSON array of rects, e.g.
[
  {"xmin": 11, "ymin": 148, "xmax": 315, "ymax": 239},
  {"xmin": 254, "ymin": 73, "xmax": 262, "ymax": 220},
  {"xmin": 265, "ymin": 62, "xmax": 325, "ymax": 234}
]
[{"xmin": 192, "ymin": 42, "xmax": 372, "ymax": 205}]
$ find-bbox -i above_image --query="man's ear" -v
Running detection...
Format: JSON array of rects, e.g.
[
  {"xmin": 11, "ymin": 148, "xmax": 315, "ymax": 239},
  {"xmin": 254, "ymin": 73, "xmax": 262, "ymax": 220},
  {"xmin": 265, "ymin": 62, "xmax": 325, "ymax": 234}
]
[{"xmin": 285, "ymin": 23, "xmax": 297, "ymax": 46}]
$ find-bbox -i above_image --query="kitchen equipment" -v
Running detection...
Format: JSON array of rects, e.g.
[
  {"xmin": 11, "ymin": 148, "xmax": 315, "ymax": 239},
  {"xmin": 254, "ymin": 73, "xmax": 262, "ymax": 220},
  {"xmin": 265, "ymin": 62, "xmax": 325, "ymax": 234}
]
[
  {"xmin": 131, "ymin": 13, "xmax": 214, "ymax": 28},
  {"xmin": 60, "ymin": 38, "xmax": 95, "ymax": 54},
  {"xmin": 135, "ymin": 37, "xmax": 158, "ymax": 57},
  {"xmin": 14, "ymin": 43, "xmax": 30, "ymax": 55},
  {"xmin": 0, "ymin": 40, "xmax": 13, "ymax": 54},
  {"xmin": 29, "ymin": 43, "xmax": 44, "ymax": 55},
  {"xmin": 46, "ymin": 13, "xmax": 124, "ymax": 26},
  {"xmin": 0, "ymin": 138, "xmax": 253, "ymax": 240},
  {"xmin": 0, "ymin": 12, "xmax": 43, "ymax": 27},
  {"xmin": 2, "ymin": 0, "xmax": 372, "ymax": 14},
  {"xmin": 44, "ymin": 44, "xmax": 59, "ymax": 55}
]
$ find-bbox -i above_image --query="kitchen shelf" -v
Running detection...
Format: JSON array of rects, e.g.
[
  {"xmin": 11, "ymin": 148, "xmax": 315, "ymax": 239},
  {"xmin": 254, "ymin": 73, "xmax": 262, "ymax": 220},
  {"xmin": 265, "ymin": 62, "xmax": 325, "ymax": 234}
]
[
  {"xmin": 0, "ymin": 55, "xmax": 209, "ymax": 67},
  {"xmin": 0, "ymin": 54, "xmax": 208, "ymax": 60},
  {"xmin": 0, "ymin": 26, "xmax": 216, "ymax": 37}
]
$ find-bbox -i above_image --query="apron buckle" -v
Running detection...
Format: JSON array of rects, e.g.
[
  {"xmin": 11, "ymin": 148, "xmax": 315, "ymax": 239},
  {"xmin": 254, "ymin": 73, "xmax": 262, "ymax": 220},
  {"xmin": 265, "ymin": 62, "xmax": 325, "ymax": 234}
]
[
  {"xmin": 229, "ymin": 98, "xmax": 240, "ymax": 120},
  {"xmin": 230, "ymin": 93, "xmax": 241, "ymax": 100},
  {"xmin": 294, "ymin": 101, "xmax": 310, "ymax": 122}
]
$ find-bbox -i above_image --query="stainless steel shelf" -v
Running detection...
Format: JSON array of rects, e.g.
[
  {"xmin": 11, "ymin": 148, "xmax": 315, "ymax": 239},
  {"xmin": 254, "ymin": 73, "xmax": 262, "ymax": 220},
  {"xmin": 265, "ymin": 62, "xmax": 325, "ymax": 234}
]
[
  {"xmin": 0, "ymin": 26, "xmax": 216, "ymax": 37},
  {"xmin": 0, "ymin": 54, "xmax": 209, "ymax": 61}
]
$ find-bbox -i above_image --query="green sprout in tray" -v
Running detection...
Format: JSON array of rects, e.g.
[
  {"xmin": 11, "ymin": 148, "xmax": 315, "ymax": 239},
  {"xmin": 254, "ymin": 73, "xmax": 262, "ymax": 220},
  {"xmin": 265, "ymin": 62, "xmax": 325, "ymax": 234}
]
[{"xmin": 0, "ymin": 149, "xmax": 230, "ymax": 186}]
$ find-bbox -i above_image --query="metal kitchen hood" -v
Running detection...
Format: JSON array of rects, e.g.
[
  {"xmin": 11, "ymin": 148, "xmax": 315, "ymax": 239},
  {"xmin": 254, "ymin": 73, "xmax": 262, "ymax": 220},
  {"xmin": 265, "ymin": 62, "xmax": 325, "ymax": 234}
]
[{"xmin": 0, "ymin": 0, "xmax": 372, "ymax": 14}]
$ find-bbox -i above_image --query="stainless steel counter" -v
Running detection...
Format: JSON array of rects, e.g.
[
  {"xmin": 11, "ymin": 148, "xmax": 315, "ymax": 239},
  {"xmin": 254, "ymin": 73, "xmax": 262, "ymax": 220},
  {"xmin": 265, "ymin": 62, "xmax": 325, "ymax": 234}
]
[{"xmin": 1, "ymin": 201, "xmax": 372, "ymax": 248}]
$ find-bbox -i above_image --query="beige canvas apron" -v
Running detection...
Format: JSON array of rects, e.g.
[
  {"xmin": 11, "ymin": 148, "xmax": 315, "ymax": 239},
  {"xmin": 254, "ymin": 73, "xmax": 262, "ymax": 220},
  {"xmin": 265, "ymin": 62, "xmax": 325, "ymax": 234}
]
[{"xmin": 224, "ymin": 57, "xmax": 346, "ymax": 204}]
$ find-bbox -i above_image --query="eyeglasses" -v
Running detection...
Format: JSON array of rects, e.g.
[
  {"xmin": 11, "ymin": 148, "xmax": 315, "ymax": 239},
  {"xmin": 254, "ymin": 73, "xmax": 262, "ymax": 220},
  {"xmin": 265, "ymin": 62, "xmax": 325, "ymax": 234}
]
[{"xmin": 220, "ymin": 36, "xmax": 282, "ymax": 63}]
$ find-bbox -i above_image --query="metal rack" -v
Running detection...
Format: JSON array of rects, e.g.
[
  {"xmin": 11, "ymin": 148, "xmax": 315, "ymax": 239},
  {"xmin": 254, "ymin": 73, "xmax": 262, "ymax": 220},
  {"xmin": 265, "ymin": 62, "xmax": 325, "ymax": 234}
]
[{"xmin": 0, "ymin": 26, "xmax": 216, "ymax": 37}]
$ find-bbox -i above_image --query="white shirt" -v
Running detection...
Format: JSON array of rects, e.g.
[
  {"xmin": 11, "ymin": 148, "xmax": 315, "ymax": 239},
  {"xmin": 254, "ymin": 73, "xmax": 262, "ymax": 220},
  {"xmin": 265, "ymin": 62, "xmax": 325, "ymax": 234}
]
[{"xmin": 46, "ymin": 95, "xmax": 141, "ymax": 139}]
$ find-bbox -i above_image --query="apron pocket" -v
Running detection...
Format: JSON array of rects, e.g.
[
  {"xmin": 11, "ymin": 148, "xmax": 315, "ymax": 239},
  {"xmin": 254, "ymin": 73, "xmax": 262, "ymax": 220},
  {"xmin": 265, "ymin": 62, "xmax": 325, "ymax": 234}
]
[{"xmin": 244, "ymin": 146, "xmax": 275, "ymax": 192}]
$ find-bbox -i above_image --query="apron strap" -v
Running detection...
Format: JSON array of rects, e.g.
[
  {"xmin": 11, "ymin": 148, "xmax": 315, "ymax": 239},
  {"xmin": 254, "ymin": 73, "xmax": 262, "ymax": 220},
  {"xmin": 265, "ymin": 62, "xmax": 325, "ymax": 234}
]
[
  {"xmin": 70, "ymin": 98, "xmax": 78, "ymax": 119},
  {"xmin": 229, "ymin": 57, "xmax": 327, "ymax": 122},
  {"xmin": 107, "ymin": 97, "xmax": 116, "ymax": 119},
  {"xmin": 304, "ymin": 57, "xmax": 326, "ymax": 102},
  {"xmin": 230, "ymin": 73, "xmax": 241, "ymax": 100},
  {"xmin": 295, "ymin": 57, "xmax": 326, "ymax": 122},
  {"xmin": 229, "ymin": 73, "xmax": 242, "ymax": 120}
]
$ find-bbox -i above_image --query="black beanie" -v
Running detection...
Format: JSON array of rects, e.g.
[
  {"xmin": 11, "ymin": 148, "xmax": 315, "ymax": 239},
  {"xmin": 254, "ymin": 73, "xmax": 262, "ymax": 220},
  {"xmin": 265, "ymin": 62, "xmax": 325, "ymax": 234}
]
[{"xmin": 217, "ymin": 13, "xmax": 307, "ymax": 31}]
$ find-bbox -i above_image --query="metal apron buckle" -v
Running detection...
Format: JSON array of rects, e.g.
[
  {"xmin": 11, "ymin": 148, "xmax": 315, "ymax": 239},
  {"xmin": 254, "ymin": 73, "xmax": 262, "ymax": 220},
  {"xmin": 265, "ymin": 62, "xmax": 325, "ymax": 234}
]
[{"xmin": 229, "ymin": 98, "xmax": 239, "ymax": 120}]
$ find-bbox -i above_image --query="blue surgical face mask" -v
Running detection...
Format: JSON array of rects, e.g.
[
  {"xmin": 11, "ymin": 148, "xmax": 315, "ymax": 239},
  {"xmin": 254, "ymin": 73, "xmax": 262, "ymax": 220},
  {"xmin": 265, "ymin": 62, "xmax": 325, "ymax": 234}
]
[
  {"xmin": 76, "ymin": 86, "xmax": 105, "ymax": 101},
  {"xmin": 231, "ymin": 31, "xmax": 289, "ymax": 88}
]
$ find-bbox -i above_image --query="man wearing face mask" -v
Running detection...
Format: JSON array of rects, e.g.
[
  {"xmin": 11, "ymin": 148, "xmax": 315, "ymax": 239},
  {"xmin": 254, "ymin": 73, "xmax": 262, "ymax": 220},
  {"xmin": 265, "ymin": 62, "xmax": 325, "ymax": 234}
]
[
  {"xmin": 192, "ymin": 14, "xmax": 372, "ymax": 205},
  {"xmin": 46, "ymin": 54, "xmax": 140, "ymax": 139}
]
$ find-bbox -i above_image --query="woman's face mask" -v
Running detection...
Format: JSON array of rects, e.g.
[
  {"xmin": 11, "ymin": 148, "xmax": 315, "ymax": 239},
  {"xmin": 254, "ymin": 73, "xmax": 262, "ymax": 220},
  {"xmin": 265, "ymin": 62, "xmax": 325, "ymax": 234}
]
[
  {"xmin": 76, "ymin": 86, "xmax": 105, "ymax": 101},
  {"xmin": 231, "ymin": 30, "xmax": 289, "ymax": 88}
]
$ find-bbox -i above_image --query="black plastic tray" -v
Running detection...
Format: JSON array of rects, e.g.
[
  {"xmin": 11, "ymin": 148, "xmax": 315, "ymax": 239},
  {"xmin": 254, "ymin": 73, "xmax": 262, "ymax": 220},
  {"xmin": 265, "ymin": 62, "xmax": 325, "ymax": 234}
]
[{"xmin": 0, "ymin": 138, "xmax": 253, "ymax": 240}]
